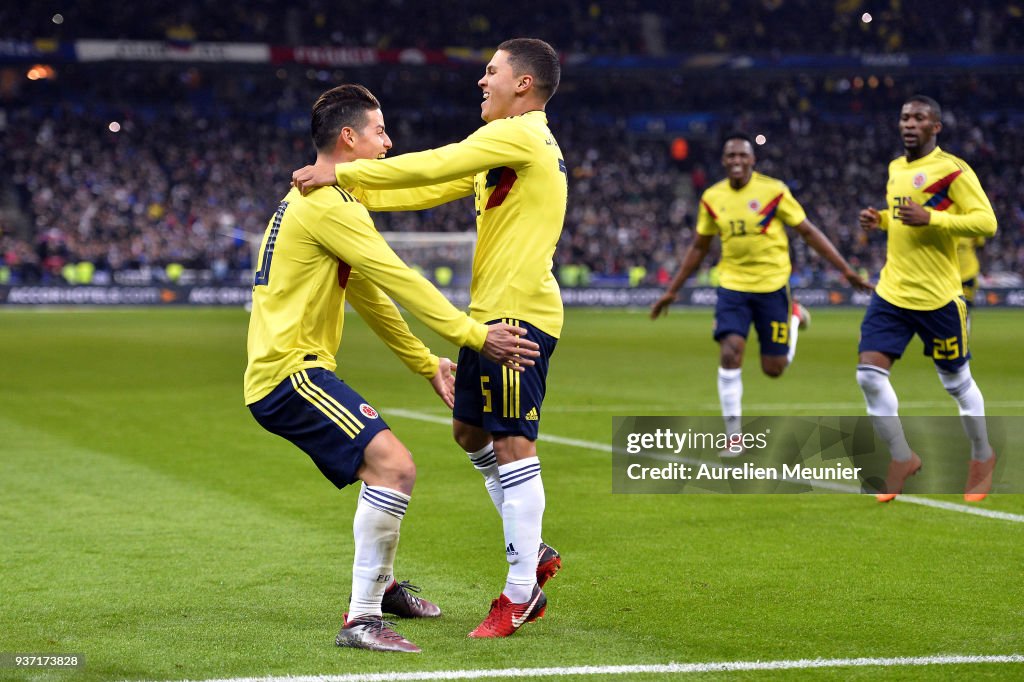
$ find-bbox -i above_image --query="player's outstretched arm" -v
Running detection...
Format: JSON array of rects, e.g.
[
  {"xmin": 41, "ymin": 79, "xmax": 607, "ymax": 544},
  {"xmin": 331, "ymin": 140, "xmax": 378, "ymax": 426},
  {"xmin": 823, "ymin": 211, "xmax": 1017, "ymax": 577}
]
[
  {"xmin": 430, "ymin": 357, "xmax": 457, "ymax": 409},
  {"xmin": 793, "ymin": 219, "xmax": 874, "ymax": 292},
  {"xmin": 346, "ymin": 271, "xmax": 443, "ymax": 378},
  {"xmin": 481, "ymin": 323, "xmax": 540, "ymax": 373},
  {"xmin": 650, "ymin": 234, "xmax": 713, "ymax": 319}
]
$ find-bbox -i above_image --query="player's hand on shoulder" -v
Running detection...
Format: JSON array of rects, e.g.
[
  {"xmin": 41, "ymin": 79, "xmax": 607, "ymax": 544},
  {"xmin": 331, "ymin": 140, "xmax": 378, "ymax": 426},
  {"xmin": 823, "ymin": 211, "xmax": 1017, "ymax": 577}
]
[
  {"xmin": 858, "ymin": 207, "xmax": 881, "ymax": 231},
  {"xmin": 291, "ymin": 161, "xmax": 338, "ymax": 196},
  {"xmin": 429, "ymin": 357, "xmax": 457, "ymax": 409},
  {"xmin": 481, "ymin": 323, "xmax": 540, "ymax": 373},
  {"xmin": 650, "ymin": 292, "xmax": 677, "ymax": 319}
]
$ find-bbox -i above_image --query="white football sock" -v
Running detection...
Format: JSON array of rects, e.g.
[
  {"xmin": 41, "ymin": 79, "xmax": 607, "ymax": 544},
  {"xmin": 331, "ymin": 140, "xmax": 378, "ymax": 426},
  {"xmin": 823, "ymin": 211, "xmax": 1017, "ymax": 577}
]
[
  {"xmin": 348, "ymin": 483, "xmax": 409, "ymax": 619},
  {"xmin": 938, "ymin": 364, "xmax": 993, "ymax": 461},
  {"xmin": 856, "ymin": 364, "xmax": 914, "ymax": 462},
  {"xmin": 717, "ymin": 367, "xmax": 743, "ymax": 438},
  {"xmin": 498, "ymin": 456, "xmax": 544, "ymax": 603},
  {"xmin": 786, "ymin": 313, "xmax": 800, "ymax": 365},
  {"xmin": 467, "ymin": 443, "xmax": 503, "ymax": 514}
]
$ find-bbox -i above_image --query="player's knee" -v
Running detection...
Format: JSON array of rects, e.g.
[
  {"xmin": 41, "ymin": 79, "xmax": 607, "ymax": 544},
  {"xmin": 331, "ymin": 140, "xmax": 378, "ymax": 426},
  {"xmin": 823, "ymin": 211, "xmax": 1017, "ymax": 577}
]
[
  {"xmin": 374, "ymin": 454, "xmax": 413, "ymax": 491},
  {"xmin": 718, "ymin": 334, "xmax": 745, "ymax": 368},
  {"xmin": 398, "ymin": 458, "xmax": 416, "ymax": 490},
  {"xmin": 762, "ymin": 358, "xmax": 786, "ymax": 378},
  {"xmin": 720, "ymin": 347, "xmax": 743, "ymax": 369},
  {"xmin": 383, "ymin": 452, "xmax": 416, "ymax": 493},
  {"xmin": 492, "ymin": 434, "xmax": 538, "ymax": 464},
  {"xmin": 362, "ymin": 432, "xmax": 416, "ymax": 493},
  {"xmin": 453, "ymin": 419, "xmax": 488, "ymax": 452},
  {"xmin": 856, "ymin": 365, "xmax": 887, "ymax": 396},
  {"xmin": 937, "ymin": 363, "xmax": 972, "ymax": 396}
]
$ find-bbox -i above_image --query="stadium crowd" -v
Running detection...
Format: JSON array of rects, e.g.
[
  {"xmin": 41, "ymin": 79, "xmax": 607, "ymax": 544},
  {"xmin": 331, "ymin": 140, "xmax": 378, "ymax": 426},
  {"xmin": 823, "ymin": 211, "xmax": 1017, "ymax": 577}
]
[
  {"xmin": 4, "ymin": 1, "xmax": 1023, "ymax": 54},
  {"xmin": 4, "ymin": 78, "xmax": 1021, "ymax": 289},
  {"xmin": 2, "ymin": 6, "xmax": 1023, "ymax": 289}
]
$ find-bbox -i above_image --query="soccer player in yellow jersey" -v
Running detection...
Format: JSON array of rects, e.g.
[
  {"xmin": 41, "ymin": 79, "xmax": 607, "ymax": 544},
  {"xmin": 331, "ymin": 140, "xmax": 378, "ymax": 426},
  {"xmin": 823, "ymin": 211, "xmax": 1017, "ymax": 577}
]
[
  {"xmin": 293, "ymin": 38, "xmax": 565, "ymax": 638},
  {"xmin": 857, "ymin": 95, "xmax": 998, "ymax": 503},
  {"xmin": 651, "ymin": 133, "xmax": 871, "ymax": 449},
  {"xmin": 246, "ymin": 84, "xmax": 539, "ymax": 653}
]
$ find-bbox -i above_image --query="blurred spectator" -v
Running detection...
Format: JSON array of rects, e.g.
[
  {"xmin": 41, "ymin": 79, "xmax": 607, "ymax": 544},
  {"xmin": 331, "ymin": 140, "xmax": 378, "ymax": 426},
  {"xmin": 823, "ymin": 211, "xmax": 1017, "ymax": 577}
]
[
  {"xmin": 1, "ymin": 64, "xmax": 1021, "ymax": 288},
  {"xmin": 4, "ymin": 1, "xmax": 1023, "ymax": 55}
]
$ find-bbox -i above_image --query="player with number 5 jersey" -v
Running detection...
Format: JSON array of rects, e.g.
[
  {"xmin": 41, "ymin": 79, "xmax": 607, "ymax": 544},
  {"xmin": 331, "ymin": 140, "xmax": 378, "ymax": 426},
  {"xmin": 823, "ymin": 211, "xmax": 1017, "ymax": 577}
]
[
  {"xmin": 245, "ymin": 84, "xmax": 538, "ymax": 654},
  {"xmin": 292, "ymin": 38, "xmax": 567, "ymax": 639}
]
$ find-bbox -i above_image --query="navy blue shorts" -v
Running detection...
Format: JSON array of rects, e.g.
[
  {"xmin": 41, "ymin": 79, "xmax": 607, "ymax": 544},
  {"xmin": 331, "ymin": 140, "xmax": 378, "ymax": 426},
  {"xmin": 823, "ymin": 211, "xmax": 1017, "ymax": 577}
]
[
  {"xmin": 858, "ymin": 292, "xmax": 971, "ymax": 371},
  {"xmin": 453, "ymin": 318, "xmax": 558, "ymax": 441},
  {"xmin": 248, "ymin": 368, "xmax": 390, "ymax": 489},
  {"xmin": 713, "ymin": 286, "xmax": 792, "ymax": 356}
]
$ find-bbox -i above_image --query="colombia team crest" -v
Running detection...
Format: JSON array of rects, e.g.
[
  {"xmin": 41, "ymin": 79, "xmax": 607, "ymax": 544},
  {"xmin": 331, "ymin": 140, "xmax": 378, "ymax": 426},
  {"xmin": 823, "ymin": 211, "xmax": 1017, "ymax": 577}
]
[
  {"xmin": 913, "ymin": 172, "xmax": 927, "ymax": 189},
  {"xmin": 748, "ymin": 199, "xmax": 761, "ymax": 212},
  {"xmin": 359, "ymin": 403, "xmax": 379, "ymax": 419}
]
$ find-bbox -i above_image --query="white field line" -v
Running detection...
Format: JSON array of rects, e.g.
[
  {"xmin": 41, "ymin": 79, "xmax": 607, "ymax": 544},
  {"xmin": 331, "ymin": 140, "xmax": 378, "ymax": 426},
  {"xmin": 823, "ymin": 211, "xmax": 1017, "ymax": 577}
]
[
  {"xmin": 384, "ymin": 408, "xmax": 1024, "ymax": 524},
  {"xmin": 152, "ymin": 654, "xmax": 1024, "ymax": 682},
  {"xmin": 540, "ymin": 401, "xmax": 1024, "ymax": 413}
]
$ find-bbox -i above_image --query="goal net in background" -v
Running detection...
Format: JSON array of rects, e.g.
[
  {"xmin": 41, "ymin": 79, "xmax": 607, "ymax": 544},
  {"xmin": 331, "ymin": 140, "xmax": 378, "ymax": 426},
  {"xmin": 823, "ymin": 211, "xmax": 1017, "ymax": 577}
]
[
  {"xmin": 235, "ymin": 230, "xmax": 475, "ymax": 310},
  {"xmin": 377, "ymin": 231, "xmax": 476, "ymax": 309}
]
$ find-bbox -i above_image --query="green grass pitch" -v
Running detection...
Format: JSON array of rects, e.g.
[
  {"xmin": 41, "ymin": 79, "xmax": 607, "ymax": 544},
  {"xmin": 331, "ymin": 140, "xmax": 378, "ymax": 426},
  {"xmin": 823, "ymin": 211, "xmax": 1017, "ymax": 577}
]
[{"xmin": 1, "ymin": 307, "xmax": 1021, "ymax": 681}]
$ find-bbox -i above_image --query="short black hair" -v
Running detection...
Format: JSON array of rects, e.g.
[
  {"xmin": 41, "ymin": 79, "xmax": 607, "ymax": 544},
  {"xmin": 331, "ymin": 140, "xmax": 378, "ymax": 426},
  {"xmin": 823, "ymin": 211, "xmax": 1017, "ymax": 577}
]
[
  {"xmin": 497, "ymin": 38, "xmax": 561, "ymax": 102},
  {"xmin": 904, "ymin": 94, "xmax": 942, "ymax": 121},
  {"xmin": 722, "ymin": 132, "xmax": 754, "ymax": 149},
  {"xmin": 310, "ymin": 84, "xmax": 381, "ymax": 152}
]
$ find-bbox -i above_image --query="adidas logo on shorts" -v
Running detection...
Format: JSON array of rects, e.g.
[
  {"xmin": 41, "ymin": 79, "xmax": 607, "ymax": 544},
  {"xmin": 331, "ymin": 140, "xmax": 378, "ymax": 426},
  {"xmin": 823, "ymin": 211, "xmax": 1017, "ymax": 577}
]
[{"xmin": 525, "ymin": 407, "xmax": 539, "ymax": 421}]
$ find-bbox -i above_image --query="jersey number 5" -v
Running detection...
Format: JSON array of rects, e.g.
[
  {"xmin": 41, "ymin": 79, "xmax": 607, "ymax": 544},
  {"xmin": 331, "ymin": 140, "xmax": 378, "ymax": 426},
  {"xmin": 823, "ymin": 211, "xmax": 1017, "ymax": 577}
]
[
  {"xmin": 480, "ymin": 376, "xmax": 493, "ymax": 413},
  {"xmin": 253, "ymin": 200, "xmax": 288, "ymax": 287}
]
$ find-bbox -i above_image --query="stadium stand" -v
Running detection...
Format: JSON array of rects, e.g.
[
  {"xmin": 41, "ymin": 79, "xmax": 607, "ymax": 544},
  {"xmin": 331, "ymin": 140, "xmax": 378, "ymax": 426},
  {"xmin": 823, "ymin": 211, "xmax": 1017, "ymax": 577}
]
[
  {"xmin": 1, "ymin": 2, "xmax": 1022, "ymax": 290},
  {"xmin": 4, "ymin": 1, "xmax": 1024, "ymax": 53}
]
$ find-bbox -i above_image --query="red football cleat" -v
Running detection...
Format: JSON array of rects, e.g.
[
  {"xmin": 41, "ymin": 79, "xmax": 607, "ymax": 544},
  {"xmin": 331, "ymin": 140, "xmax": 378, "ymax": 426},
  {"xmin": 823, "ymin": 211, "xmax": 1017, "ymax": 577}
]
[
  {"xmin": 964, "ymin": 452, "xmax": 996, "ymax": 502},
  {"xmin": 793, "ymin": 301, "xmax": 811, "ymax": 330},
  {"xmin": 536, "ymin": 542, "xmax": 562, "ymax": 588},
  {"xmin": 468, "ymin": 585, "xmax": 547, "ymax": 638},
  {"xmin": 876, "ymin": 452, "xmax": 922, "ymax": 503}
]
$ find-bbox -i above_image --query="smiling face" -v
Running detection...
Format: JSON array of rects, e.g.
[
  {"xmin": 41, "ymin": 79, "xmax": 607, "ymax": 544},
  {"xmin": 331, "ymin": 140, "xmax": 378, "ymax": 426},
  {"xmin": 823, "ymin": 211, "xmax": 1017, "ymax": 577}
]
[
  {"xmin": 478, "ymin": 49, "xmax": 520, "ymax": 123},
  {"xmin": 349, "ymin": 108, "xmax": 392, "ymax": 160},
  {"xmin": 721, "ymin": 138, "xmax": 756, "ymax": 188},
  {"xmin": 899, "ymin": 101, "xmax": 941, "ymax": 159}
]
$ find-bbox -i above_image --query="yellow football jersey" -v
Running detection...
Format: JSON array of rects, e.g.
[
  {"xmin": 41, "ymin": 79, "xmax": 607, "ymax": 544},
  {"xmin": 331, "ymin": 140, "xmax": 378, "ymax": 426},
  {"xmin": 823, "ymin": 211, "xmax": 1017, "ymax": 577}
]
[
  {"xmin": 695, "ymin": 172, "xmax": 807, "ymax": 293},
  {"xmin": 875, "ymin": 147, "xmax": 996, "ymax": 310},
  {"xmin": 244, "ymin": 185, "xmax": 487, "ymax": 405},
  {"xmin": 336, "ymin": 111, "xmax": 568, "ymax": 338}
]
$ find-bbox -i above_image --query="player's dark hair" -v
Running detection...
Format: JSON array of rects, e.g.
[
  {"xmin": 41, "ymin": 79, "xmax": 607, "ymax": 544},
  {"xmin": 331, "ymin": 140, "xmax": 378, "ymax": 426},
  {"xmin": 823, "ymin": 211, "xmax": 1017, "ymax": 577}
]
[
  {"xmin": 497, "ymin": 38, "xmax": 561, "ymax": 102},
  {"xmin": 905, "ymin": 94, "xmax": 942, "ymax": 121},
  {"xmin": 311, "ymin": 84, "xmax": 381, "ymax": 152},
  {"xmin": 722, "ymin": 132, "xmax": 754, "ymax": 149}
]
